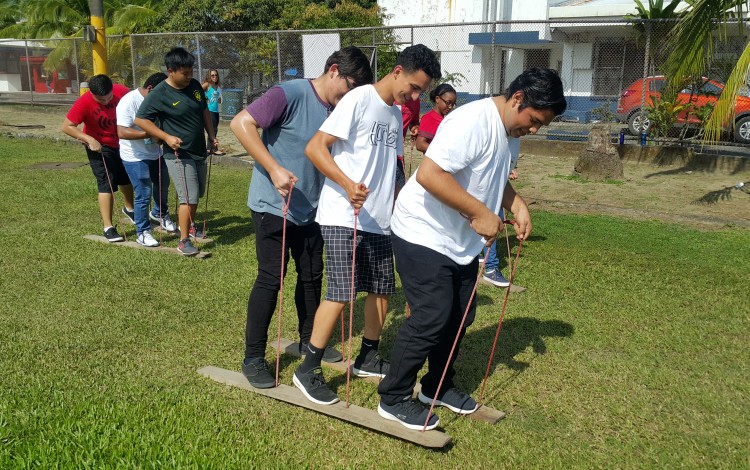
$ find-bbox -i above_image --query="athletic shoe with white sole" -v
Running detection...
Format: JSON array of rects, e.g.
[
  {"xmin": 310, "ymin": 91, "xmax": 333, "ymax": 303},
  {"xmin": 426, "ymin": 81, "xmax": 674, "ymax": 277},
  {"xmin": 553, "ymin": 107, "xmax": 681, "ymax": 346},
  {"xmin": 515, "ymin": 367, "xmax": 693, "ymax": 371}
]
[
  {"xmin": 150, "ymin": 212, "xmax": 177, "ymax": 232},
  {"xmin": 241, "ymin": 357, "xmax": 276, "ymax": 389},
  {"xmin": 177, "ymin": 238, "xmax": 199, "ymax": 256},
  {"xmin": 136, "ymin": 230, "xmax": 159, "ymax": 247},
  {"xmin": 417, "ymin": 387, "xmax": 478, "ymax": 415},
  {"xmin": 121, "ymin": 207, "xmax": 135, "ymax": 224},
  {"xmin": 378, "ymin": 397, "xmax": 439, "ymax": 431},
  {"xmin": 299, "ymin": 342, "xmax": 343, "ymax": 363},
  {"xmin": 293, "ymin": 366, "xmax": 339, "ymax": 405},
  {"xmin": 352, "ymin": 351, "xmax": 389, "ymax": 378},
  {"xmin": 103, "ymin": 226, "xmax": 124, "ymax": 242},
  {"xmin": 483, "ymin": 269, "xmax": 510, "ymax": 287}
]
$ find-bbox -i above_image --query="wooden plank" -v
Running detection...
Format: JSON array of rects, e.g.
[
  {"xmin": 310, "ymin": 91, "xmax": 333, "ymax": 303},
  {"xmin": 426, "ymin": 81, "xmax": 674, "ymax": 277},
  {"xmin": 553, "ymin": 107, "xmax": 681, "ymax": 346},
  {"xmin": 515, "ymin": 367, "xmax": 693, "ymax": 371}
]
[
  {"xmin": 197, "ymin": 366, "xmax": 452, "ymax": 448},
  {"xmin": 272, "ymin": 338, "xmax": 505, "ymax": 424},
  {"xmin": 118, "ymin": 218, "xmax": 215, "ymax": 244},
  {"xmin": 83, "ymin": 235, "xmax": 212, "ymax": 259}
]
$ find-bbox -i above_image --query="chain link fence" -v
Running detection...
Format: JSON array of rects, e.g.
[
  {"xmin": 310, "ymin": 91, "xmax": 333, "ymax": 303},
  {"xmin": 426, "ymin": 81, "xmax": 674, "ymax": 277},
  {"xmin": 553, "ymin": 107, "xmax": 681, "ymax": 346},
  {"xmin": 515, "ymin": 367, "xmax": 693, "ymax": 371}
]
[{"xmin": 2, "ymin": 19, "xmax": 748, "ymax": 143}]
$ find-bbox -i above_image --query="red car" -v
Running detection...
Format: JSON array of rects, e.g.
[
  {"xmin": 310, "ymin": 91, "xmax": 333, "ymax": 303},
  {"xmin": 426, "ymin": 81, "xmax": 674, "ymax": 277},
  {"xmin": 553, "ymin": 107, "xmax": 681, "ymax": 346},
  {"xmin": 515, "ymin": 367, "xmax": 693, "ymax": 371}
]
[{"xmin": 615, "ymin": 76, "xmax": 750, "ymax": 143}]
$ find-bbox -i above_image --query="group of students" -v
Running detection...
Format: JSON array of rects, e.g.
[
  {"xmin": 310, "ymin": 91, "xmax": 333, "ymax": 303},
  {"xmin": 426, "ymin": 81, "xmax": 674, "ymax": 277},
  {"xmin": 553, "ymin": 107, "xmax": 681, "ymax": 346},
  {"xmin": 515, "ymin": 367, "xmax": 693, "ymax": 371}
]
[
  {"xmin": 230, "ymin": 44, "xmax": 567, "ymax": 431},
  {"xmin": 64, "ymin": 43, "xmax": 567, "ymax": 431},
  {"xmin": 63, "ymin": 47, "xmax": 220, "ymax": 255}
]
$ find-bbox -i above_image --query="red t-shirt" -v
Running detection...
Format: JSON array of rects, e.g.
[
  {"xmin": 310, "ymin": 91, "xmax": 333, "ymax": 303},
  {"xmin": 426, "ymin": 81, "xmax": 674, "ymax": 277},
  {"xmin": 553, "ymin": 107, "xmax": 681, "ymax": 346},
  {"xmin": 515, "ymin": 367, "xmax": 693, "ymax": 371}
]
[
  {"xmin": 400, "ymin": 98, "xmax": 420, "ymax": 137},
  {"xmin": 66, "ymin": 83, "xmax": 129, "ymax": 148},
  {"xmin": 417, "ymin": 109, "xmax": 443, "ymax": 142}
]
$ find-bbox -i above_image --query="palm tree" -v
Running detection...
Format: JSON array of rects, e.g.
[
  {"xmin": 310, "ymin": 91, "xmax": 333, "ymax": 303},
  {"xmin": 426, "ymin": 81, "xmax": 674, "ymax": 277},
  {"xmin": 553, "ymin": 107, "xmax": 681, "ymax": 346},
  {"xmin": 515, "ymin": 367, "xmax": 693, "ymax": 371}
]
[{"xmin": 665, "ymin": 0, "xmax": 749, "ymax": 142}]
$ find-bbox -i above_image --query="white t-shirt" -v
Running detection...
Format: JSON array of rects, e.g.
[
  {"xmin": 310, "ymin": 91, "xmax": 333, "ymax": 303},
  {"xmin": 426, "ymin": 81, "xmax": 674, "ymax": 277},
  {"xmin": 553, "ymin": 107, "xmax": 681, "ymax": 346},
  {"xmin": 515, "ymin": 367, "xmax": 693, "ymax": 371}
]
[
  {"xmin": 391, "ymin": 97, "xmax": 520, "ymax": 264},
  {"xmin": 117, "ymin": 89, "xmax": 160, "ymax": 162},
  {"xmin": 315, "ymin": 85, "xmax": 403, "ymax": 235}
]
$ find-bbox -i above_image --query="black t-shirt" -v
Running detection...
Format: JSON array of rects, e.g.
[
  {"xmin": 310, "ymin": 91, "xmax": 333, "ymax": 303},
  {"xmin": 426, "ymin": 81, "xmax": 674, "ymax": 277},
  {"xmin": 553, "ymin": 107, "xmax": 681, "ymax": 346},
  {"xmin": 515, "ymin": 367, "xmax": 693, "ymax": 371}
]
[{"xmin": 137, "ymin": 78, "xmax": 208, "ymax": 160}]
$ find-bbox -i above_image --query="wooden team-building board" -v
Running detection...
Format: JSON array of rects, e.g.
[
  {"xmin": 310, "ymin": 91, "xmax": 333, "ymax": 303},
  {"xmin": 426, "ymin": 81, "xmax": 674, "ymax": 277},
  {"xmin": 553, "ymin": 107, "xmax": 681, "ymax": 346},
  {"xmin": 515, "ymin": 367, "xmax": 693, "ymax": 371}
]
[
  {"xmin": 197, "ymin": 365, "xmax": 452, "ymax": 448},
  {"xmin": 83, "ymin": 235, "xmax": 212, "ymax": 258}
]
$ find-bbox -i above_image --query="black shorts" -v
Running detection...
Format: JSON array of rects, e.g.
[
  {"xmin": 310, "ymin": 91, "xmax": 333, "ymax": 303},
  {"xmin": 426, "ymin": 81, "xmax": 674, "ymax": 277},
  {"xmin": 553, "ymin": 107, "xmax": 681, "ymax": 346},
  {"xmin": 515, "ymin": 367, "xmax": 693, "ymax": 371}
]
[{"xmin": 86, "ymin": 146, "xmax": 131, "ymax": 193}]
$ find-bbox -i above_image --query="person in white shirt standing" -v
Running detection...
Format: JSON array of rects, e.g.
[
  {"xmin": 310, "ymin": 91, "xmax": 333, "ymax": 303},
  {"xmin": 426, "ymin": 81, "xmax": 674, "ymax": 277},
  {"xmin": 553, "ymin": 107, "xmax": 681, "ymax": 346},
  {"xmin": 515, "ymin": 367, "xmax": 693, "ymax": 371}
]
[
  {"xmin": 377, "ymin": 68, "xmax": 567, "ymax": 431},
  {"xmin": 116, "ymin": 72, "xmax": 177, "ymax": 247},
  {"xmin": 294, "ymin": 45, "xmax": 441, "ymax": 406}
]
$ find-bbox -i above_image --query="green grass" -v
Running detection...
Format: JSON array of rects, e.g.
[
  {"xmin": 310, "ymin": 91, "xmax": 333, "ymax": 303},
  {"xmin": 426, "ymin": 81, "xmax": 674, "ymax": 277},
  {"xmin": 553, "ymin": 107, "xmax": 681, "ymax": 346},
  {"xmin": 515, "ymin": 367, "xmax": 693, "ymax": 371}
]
[{"xmin": 1, "ymin": 135, "xmax": 749, "ymax": 468}]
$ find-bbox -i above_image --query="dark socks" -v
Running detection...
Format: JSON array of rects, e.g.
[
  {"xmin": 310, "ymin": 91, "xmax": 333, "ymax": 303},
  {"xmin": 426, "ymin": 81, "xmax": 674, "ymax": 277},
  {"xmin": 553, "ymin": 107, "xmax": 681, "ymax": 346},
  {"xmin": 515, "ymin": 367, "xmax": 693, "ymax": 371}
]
[
  {"xmin": 358, "ymin": 337, "xmax": 379, "ymax": 360},
  {"xmin": 299, "ymin": 343, "xmax": 324, "ymax": 372}
]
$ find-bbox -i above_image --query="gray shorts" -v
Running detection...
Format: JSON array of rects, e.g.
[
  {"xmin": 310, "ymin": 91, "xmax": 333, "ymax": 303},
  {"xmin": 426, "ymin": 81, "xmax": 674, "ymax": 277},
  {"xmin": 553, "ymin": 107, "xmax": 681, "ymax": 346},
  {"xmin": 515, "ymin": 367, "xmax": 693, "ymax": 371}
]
[
  {"xmin": 164, "ymin": 155, "xmax": 206, "ymax": 205},
  {"xmin": 321, "ymin": 226, "xmax": 396, "ymax": 302}
]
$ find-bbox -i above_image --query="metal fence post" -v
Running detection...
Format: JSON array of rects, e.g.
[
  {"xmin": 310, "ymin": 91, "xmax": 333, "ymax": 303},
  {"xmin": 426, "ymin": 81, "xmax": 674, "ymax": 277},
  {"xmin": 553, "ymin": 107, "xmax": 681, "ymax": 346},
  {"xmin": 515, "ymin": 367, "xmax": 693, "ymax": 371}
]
[
  {"xmin": 276, "ymin": 32, "xmax": 282, "ymax": 83},
  {"xmin": 196, "ymin": 34, "xmax": 202, "ymax": 82},
  {"xmin": 639, "ymin": 21, "xmax": 651, "ymax": 120},
  {"xmin": 129, "ymin": 35, "xmax": 137, "ymax": 89},
  {"xmin": 23, "ymin": 40, "xmax": 34, "ymax": 103}
]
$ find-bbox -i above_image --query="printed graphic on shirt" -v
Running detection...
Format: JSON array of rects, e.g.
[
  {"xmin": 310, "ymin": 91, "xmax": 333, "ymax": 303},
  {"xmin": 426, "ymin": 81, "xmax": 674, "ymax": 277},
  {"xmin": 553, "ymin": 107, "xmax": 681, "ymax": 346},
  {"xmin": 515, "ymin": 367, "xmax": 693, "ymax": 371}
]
[{"xmin": 369, "ymin": 121, "xmax": 398, "ymax": 148}]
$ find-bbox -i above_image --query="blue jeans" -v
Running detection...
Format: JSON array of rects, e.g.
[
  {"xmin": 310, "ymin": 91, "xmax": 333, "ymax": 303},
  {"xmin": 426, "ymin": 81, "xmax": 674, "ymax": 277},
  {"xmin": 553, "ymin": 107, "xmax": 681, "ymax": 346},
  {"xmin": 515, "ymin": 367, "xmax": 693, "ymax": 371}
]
[
  {"xmin": 122, "ymin": 159, "xmax": 170, "ymax": 234},
  {"xmin": 483, "ymin": 240, "xmax": 499, "ymax": 272}
]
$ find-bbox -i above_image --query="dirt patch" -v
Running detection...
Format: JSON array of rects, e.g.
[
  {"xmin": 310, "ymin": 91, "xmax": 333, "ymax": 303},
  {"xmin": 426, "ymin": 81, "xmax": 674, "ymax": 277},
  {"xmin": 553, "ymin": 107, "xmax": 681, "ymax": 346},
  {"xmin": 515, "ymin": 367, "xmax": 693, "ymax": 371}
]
[{"xmin": 3, "ymin": 103, "xmax": 749, "ymax": 230}]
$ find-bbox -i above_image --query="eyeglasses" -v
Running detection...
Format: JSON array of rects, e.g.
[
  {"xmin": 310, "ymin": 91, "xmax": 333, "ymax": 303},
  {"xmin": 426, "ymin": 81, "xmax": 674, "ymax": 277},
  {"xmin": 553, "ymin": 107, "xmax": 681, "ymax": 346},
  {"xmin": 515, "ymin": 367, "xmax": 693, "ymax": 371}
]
[
  {"xmin": 210, "ymin": 74, "xmax": 218, "ymax": 77},
  {"xmin": 340, "ymin": 74, "xmax": 355, "ymax": 91},
  {"xmin": 437, "ymin": 95, "xmax": 456, "ymax": 108}
]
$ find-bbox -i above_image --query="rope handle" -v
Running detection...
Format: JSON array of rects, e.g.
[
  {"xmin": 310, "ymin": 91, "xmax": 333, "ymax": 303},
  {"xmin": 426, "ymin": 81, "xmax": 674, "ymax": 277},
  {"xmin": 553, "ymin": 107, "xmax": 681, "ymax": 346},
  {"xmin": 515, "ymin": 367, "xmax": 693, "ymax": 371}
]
[{"xmin": 273, "ymin": 181, "xmax": 296, "ymax": 387}]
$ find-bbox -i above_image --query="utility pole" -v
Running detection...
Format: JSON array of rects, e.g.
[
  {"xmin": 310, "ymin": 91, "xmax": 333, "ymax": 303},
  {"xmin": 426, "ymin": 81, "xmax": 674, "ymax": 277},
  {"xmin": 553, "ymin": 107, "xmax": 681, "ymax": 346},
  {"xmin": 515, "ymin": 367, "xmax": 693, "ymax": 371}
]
[{"xmin": 89, "ymin": 0, "xmax": 107, "ymax": 75}]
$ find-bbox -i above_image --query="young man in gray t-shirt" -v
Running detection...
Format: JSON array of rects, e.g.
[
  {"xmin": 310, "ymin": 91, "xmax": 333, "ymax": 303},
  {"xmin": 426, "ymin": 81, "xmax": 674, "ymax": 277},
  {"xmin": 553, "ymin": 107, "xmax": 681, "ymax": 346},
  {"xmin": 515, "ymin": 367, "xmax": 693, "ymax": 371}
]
[{"xmin": 230, "ymin": 47, "xmax": 373, "ymax": 389}]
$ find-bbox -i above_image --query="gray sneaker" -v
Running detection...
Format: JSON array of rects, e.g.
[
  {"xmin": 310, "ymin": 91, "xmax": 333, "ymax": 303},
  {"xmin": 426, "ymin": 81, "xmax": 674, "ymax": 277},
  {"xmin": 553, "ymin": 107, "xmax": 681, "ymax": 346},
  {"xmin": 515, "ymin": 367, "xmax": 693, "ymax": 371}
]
[
  {"xmin": 177, "ymin": 237, "xmax": 199, "ymax": 256},
  {"xmin": 352, "ymin": 351, "xmax": 389, "ymax": 378},
  {"xmin": 483, "ymin": 269, "xmax": 510, "ymax": 287},
  {"xmin": 293, "ymin": 366, "xmax": 339, "ymax": 405},
  {"xmin": 378, "ymin": 397, "xmax": 440, "ymax": 431},
  {"xmin": 418, "ymin": 387, "xmax": 478, "ymax": 415},
  {"xmin": 241, "ymin": 357, "xmax": 276, "ymax": 389}
]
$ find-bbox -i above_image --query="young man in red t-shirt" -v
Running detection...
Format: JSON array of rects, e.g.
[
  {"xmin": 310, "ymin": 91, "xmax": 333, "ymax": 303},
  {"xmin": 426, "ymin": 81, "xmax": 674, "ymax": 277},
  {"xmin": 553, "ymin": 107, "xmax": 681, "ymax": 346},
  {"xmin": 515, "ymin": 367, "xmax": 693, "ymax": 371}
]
[{"xmin": 62, "ymin": 74, "xmax": 134, "ymax": 241}]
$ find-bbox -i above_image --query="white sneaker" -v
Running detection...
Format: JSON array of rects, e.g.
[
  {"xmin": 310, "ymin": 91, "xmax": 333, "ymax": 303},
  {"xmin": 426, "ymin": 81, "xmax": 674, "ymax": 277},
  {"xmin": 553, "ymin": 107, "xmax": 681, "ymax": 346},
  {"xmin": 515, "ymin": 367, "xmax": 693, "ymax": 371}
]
[
  {"xmin": 150, "ymin": 212, "xmax": 177, "ymax": 232},
  {"xmin": 137, "ymin": 230, "xmax": 159, "ymax": 247}
]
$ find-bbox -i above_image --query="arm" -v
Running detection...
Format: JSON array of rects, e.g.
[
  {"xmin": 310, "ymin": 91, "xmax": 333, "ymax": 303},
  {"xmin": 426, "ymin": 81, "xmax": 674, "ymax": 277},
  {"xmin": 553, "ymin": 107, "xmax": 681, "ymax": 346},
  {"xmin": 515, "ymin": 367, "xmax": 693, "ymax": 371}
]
[
  {"xmin": 416, "ymin": 157, "xmax": 502, "ymax": 242},
  {"xmin": 501, "ymin": 183, "xmax": 531, "ymax": 240},
  {"xmin": 415, "ymin": 135, "xmax": 430, "ymax": 153},
  {"xmin": 203, "ymin": 107, "xmax": 218, "ymax": 151},
  {"xmin": 305, "ymin": 130, "xmax": 368, "ymax": 208},
  {"xmin": 134, "ymin": 117, "xmax": 181, "ymax": 150},
  {"xmin": 230, "ymin": 109, "xmax": 297, "ymax": 197},
  {"xmin": 61, "ymin": 118, "xmax": 101, "ymax": 151},
  {"xmin": 117, "ymin": 125, "xmax": 148, "ymax": 140},
  {"xmin": 202, "ymin": 81, "xmax": 209, "ymax": 91}
]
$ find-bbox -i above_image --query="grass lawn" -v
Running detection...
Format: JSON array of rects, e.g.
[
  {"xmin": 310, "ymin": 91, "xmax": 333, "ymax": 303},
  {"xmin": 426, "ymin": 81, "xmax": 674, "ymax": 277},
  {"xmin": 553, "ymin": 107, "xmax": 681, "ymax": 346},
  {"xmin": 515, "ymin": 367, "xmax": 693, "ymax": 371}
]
[{"xmin": 1, "ymin": 135, "xmax": 748, "ymax": 468}]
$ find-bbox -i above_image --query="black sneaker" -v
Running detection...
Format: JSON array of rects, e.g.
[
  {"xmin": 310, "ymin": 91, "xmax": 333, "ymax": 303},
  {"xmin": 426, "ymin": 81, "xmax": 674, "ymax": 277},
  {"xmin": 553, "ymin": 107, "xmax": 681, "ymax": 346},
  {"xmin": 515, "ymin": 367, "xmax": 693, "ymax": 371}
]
[
  {"xmin": 293, "ymin": 366, "xmax": 339, "ymax": 405},
  {"xmin": 121, "ymin": 207, "xmax": 135, "ymax": 224},
  {"xmin": 103, "ymin": 226, "xmax": 124, "ymax": 242},
  {"xmin": 378, "ymin": 397, "xmax": 440, "ymax": 431},
  {"xmin": 418, "ymin": 387, "xmax": 478, "ymax": 415},
  {"xmin": 352, "ymin": 351, "xmax": 389, "ymax": 378},
  {"xmin": 299, "ymin": 342, "xmax": 343, "ymax": 363},
  {"xmin": 241, "ymin": 357, "xmax": 276, "ymax": 389}
]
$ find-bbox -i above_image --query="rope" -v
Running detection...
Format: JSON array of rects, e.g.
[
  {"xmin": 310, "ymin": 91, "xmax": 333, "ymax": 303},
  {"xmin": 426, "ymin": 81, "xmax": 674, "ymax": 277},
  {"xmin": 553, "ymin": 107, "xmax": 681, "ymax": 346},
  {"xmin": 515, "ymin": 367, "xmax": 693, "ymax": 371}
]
[
  {"xmin": 273, "ymin": 182, "xmax": 295, "ymax": 387},
  {"xmin": 157, "ymin": 147, "xmax": 163, "ymax": 245},
  {"xmin": 201, "ymin": 154, "xmax": 213, "ymax": 237},
  {"xmin": 99, "ymin": 150, "xmax": 127, "ymax": 241},
  {"xmin": 344, "ymin": 208, "xmax": 360, "ymax": 408},
  {"xmin": 174, "ymin": 150, "xmax": 196, "ymax": 233},
  {"xmin": 478, "ymin": 231, "xmax": 524, "ymax": 403},
  {"xmin": 421, "ymin": 218, "xmax": 516, "ymax": 431}
]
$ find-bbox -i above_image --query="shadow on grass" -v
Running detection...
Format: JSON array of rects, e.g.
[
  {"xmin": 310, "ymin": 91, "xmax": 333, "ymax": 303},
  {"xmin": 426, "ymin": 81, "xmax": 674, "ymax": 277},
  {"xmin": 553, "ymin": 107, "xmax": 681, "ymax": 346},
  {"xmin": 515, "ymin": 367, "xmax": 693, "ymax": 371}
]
[
  {"xmin": 202, "ymin": 213, "xmax": 253, "ymax": 244},
  {"xmin": 458, "ymin": 317, "xmax": 574, "ymax": 397}
]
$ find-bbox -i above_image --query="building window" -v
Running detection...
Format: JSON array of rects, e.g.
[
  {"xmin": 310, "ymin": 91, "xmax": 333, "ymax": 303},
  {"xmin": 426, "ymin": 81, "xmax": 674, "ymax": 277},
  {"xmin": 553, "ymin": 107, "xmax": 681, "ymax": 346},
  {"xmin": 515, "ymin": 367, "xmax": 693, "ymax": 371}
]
[{"xmin": 592, "ymin": 40, "xmax": 644, "ymax": 97}]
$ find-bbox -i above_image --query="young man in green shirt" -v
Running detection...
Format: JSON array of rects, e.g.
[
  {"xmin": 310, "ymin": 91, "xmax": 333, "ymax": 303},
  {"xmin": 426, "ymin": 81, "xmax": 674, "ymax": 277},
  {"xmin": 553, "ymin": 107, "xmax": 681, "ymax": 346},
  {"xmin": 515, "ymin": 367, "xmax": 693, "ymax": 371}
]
[{"xmin": 135, "ymin": 47, "xmax": 218, "ymax": 256}]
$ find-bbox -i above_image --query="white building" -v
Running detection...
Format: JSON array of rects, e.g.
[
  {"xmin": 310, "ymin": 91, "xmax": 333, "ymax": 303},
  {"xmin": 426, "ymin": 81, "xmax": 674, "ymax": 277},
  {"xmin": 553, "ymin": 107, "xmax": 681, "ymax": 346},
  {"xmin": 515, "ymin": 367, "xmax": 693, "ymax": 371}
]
[{"xmin": 377, "ymin": 0, "xmax": 694, "ymax": 119}]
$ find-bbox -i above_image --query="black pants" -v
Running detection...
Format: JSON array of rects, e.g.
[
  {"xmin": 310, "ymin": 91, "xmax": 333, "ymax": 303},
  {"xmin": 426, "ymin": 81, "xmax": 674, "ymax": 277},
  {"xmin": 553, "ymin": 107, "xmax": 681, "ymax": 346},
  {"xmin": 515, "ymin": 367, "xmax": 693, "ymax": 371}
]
[
  {"xmin": 245, "ymin": 211, "xmax": 324, "ymax": 358},
  {"xmin": 378, "ymin": 234, "xmax": 478, "ymax": 405}
]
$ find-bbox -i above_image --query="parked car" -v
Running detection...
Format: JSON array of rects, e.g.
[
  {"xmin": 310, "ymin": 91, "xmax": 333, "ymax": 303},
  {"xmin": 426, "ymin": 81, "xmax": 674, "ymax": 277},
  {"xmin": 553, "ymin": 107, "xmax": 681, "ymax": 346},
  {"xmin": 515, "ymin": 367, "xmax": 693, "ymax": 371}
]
[{"xmin": 615, "ymin": 75, "xmax": 750, "ymax": 143}]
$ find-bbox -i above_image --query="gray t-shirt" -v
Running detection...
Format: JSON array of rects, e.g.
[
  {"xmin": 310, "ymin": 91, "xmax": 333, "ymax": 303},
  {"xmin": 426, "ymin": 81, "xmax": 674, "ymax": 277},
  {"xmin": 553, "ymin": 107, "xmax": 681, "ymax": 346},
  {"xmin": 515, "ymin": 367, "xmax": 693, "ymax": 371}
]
[{"xmin": 246, "ymin": 79, "xmax": 332, "ymax": 225}]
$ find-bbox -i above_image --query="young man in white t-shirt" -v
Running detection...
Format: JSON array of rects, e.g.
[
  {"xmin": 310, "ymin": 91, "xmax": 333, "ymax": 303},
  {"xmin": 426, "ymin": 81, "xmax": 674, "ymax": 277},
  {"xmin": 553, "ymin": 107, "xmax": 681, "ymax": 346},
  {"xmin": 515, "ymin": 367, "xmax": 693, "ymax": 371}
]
[
  {"xmin": 116, "ymin": 72, "xmax": 177, "ymax": 247},
  {"xmin": 294, "ymin": 45, "xmax": 441, "ymax": 406},
  {"xmin": 377, "ymin": 68, "xmax": 567, "ymax": 431}
]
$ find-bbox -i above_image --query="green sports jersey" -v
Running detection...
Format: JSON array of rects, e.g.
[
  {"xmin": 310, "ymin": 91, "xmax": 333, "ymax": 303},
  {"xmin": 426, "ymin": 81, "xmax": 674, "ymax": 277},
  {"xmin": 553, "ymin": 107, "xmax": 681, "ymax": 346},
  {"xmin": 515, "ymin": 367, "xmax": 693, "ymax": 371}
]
[{"xmin": 136, "ymin": 78, "xmax": 208, "ymax": 161}]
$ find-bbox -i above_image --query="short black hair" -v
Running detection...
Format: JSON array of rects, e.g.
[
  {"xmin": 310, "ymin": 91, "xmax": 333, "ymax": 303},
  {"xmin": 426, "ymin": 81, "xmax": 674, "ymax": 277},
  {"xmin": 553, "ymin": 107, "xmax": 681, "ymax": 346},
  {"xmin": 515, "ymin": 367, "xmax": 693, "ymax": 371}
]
[
  {"xmin": 88, "ymin": 74, "xmax": 113, "ymax": 96},
  {"xmin": 164, "ymin": 47, "xmax": 195, "ymax": 71},
  {"xmin": 504, "ymin": 68, "xmax": 567, "ymax": 116},
  {"xmin": 429, "ymin": 83, "xmax": 456, "ymax": 102},
  {"xmin": 324, "ymin": 46, "xmax": 373, "ymax": 87},
  {"xmin": 143, "ymin": 72, "xmax": 167, "ymax": 89},
  {"xmin": 395, "ymin": 44, "xmax": 442, "ymax": 81}
]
